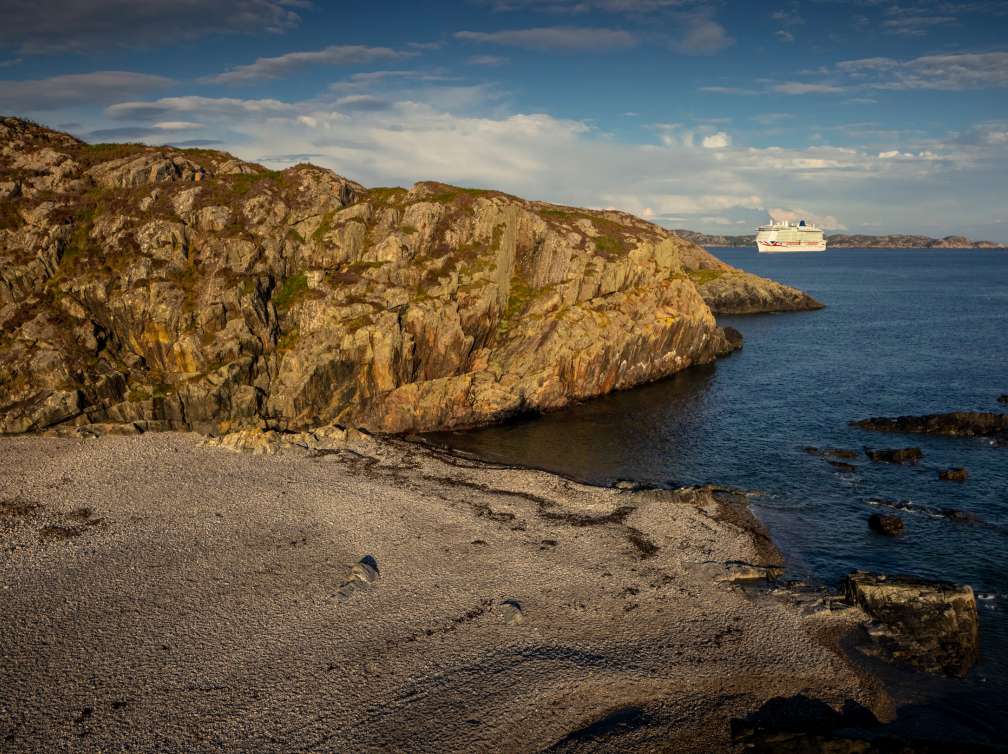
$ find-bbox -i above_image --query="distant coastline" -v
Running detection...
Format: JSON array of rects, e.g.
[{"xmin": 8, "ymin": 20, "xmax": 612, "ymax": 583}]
[{"xmin": 672, "ymin": 229, "xmax": 1005, "ymax": 249}]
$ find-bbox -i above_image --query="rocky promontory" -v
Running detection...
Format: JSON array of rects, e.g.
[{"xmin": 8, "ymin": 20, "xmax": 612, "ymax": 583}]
[{"xmin": 0, "ymin": 117, "xmax": 817, "ymax": 436}]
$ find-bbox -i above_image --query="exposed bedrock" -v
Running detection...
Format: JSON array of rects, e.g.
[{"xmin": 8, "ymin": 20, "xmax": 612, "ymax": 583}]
[
  {"xmin": 843, "ymin": 572, "xmax": 979, "ymax": 678},
  {"xmin": 0, "ymin": 117, "xmax": 821, "ymax": 435}
]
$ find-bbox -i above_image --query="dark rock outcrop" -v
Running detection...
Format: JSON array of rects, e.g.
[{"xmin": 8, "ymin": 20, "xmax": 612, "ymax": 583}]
[
  {"xmin": 843, "ymin": 571, "xmax": 979, "ymax": 677},
  {"xmin": 854, "ymin": 412, "xmax": 1008, "ymax": 445},
  {"xmin": 0, "ymin": 117, "xmax": 820, "ymax": 435},
  {"xmin": 865, "ymin": 447, "xmax": 923, "ymax": 464},
  {"xmin": 938, "ymin": 467, "xmax": 968, "ymax": 482},
  {"xmin": 868, "ymin": 514, "xmax": 903, "ymax": 536},
  {"xmin": 998, "ymin": 394, "xmax": 1007, "ymax": 404}
]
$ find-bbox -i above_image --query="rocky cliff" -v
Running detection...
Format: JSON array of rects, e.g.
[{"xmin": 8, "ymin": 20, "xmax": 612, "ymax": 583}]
[{"xmin": 0, "ymin": 117, "xmax": 816, "ymax": 435}]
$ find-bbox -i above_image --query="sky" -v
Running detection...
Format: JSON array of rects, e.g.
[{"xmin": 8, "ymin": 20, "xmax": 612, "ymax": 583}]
[{"xmin": 1, "ymin": 0, "xmax": 1007, "ymax": 240}]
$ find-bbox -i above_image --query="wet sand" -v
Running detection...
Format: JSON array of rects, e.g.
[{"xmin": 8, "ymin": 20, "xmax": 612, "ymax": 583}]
[{"xmin": 0, "ymin": 431, "xmax": 876, "ymax": 752}]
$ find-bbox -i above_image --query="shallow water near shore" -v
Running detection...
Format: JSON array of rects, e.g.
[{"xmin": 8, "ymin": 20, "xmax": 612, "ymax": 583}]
[{"xmin": 429, "ymin": 247, "xmax": 1008, "ymax": 710}]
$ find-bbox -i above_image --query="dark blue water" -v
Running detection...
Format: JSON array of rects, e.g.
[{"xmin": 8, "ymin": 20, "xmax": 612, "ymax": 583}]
[{"xmin": 428, "ymin": 247, "xmax": 1008, "ymax": 691}]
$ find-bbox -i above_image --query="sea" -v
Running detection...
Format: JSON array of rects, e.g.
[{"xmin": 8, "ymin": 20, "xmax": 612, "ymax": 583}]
[{"xmin": 427, "ymin": 246, "xmax": 1008, "ymax": 740}]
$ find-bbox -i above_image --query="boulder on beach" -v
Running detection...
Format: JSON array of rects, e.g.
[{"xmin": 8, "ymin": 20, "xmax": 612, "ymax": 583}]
[
  {"xmin": 938, "ymin": 467, "xmax": 968, "ymax": 482},
  {"xmin": 843, "ymin": 571, "xmax": 979, "ymax": 677},
  {"xmin": 867, "ymin": 514, "xmax": 903, "ymax": 536},
  {"xmin": 864, "ymin": 447, "xmax": 922, "ymax": 464}
]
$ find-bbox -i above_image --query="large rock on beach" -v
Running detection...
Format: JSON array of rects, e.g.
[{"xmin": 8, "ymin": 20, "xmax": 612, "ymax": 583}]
[
  {"xmin": 843, "ymin": 572, "xmax": 979, "ymax": 677},
  {"xmin": 0, "ymin": 117, "xmax": 820, "ymax": 436}
]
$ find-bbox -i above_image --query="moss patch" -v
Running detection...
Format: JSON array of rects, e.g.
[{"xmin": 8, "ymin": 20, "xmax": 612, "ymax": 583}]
[
  {"xmin": 686, "ymin": 268, "xmax": 726, "ymax": 285},
  {"xmin": 273, "ymin": 273, "xmax": 309, "ymax": 311}
]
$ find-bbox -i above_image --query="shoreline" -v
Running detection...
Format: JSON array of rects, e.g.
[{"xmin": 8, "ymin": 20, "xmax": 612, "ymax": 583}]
[{"xmin": 1, "ymin": 430, "xmax": 883, "ymax": 752}]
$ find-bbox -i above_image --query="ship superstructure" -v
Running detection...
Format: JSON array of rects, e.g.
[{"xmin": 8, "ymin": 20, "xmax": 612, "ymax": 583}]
[{"xmin": 755, "ymin": 219, "xmax": 827, "ymax": 253}]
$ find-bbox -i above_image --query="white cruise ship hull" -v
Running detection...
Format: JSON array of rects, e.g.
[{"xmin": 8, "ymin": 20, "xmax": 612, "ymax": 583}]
[{"xmin": 756, "ymin": 239, "xmax": 827, "ymax": 253}]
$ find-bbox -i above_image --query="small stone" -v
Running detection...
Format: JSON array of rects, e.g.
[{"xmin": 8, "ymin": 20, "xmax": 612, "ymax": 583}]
[
  {"xmin": 938, "ymin": 467, "xmax": 968, "ymax": 482},
  {"xmin": 868, "ymin": 513, "xmax": 903, "ymax": 536},
  {"xmin": 499, "ymin": 599, "xmax": 524, "ymax": 626}
]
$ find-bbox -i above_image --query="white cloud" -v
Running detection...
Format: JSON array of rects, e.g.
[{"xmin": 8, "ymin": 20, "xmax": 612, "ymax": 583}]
[
  {"xmin": 454, "ymin": 27, "xmax": 637, "ymax": 51},
  {"xmin": 769, "ymin": 207, "xmax": 845, "ymax": 230},
  {"xmin": 701, "ymin": 131, "xmax": 730, "ymax": 148},
  {"xmin": 467, "ymin": 55, "xmax": 509, "ymax": 66},
  {"xmin": 836, "ymin": 51, "xmax": 1008, "ymax": 90},
  {"xmin": 90, "ymin": 82, "xmax": 1008, "ymax": 240},
  {"xmin": 671, "ymin": 13, "xmax": 734, "ymax": 55},
  {"xmin": 1, "ymin": 0, "xmax": 305, "ymax": 53},
  {"xmin": 0, "ymin": 71, "xmax": 172, "ymax": 111},
  {"xmin": 153, "ymin": 121, "xmax": 203, "ymax": 130},
  {"xmin": 106, "ymin": 96, "xmax": 294, "ymax": 120},
  {"xmin": 775, "ymin": 30, "xmax": 795, "ymax": 42},
  {"xmin": 207, "ymin": 46, "xmax": 414, "ymax": 84},
  {"xmin": 772, "ymin": 82, "xmax": 844, "ymax": 94}
]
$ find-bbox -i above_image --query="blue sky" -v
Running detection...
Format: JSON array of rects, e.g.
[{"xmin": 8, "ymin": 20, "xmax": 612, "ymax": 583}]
[{"xmin": 2, "ymin": 0, "xmax": 1007, "ymax": 239}]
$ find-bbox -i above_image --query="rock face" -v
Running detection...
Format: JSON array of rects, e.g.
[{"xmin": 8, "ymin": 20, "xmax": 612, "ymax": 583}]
[
  {"xmin": 0, "ymin": 117, "xmax": 816, "ymax": 435},
  {"xmin": 843, "ymin": 572, "xmax": 979, "ymax": 677},
  {"xmin": 855, "ymin": 412, "xmax": 1008, "ymax": 445}
]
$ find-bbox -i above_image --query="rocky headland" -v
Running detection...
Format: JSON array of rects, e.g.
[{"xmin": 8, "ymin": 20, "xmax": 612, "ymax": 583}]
[
  {"xmin": 0, "ymin": 117, "xmax": 820, "ymax": 438},
  {"xmin": 673, "ymin": 229, "xmax": 1005, "ymax": 249}
]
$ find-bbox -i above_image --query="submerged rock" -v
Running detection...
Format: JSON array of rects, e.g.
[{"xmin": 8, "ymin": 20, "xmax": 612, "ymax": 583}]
[
  {"xmin": 867, "ymin": 514, "xmax": 903, "ymax": 536},
  {"xmin": 854, "ymin": 412, "xmax": 1008, "ymax": 443},
  {"xmin": 864, "ymin": 447, "xmax": 923, "ymax": 464},
  {"xmin": 843, "ymin": 571, "xmax": 979, "ymax": 677},
  {"xmin": 938, "ymin": 467, "xmax": 968, "ymax": 481},
  {"xmin": 804, "ymin": 446, "xmax": 859, "ymax": 460},
  {"xmin": 0, "ymin": 117, "xmax": 817, "ymax": 436}
]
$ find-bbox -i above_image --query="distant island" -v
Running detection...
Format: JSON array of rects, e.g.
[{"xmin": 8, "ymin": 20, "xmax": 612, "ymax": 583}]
[{"xmin": 672, "ymin": 229, "xmax": 1005, "ymax": 249}]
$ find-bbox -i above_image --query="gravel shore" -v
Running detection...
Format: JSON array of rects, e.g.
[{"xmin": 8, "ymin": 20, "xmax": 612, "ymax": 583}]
[{"xmin": 1, "ymin": 432, "xmax": 875, "ymax": 752}]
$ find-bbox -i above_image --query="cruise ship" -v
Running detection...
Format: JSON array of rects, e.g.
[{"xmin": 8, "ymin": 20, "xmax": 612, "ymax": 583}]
[{"xmin": 755, "ymin": 219, "xmax": 827, "ymax": 253}]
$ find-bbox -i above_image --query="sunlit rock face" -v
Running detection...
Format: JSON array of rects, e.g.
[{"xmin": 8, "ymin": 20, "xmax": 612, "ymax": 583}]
[{"xmin": 0, "ymin": 117, "xmax": 814, "ymax": 435}]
